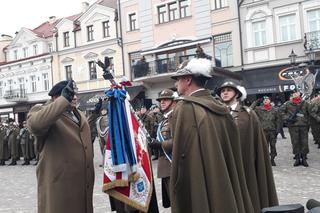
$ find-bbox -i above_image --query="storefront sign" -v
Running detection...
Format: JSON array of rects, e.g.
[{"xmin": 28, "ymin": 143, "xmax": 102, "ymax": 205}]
[{"xmin": 278, "ymin": 67, "xmax": 309, "ymax": 81}]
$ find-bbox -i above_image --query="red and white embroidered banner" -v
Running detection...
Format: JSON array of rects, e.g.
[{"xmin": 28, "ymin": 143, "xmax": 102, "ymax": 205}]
[{"xmin": 102, "ymin": 99, "xmax": 153, "ymax": 212}]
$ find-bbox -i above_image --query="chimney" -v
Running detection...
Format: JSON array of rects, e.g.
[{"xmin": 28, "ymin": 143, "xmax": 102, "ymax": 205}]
[
  {"xmin": 49, "ymin": 16, "xmax": 56, "ymax": 24},
  {"xmin": 82, "ymin": 2, "xmax": 89, "ymax": 12}
]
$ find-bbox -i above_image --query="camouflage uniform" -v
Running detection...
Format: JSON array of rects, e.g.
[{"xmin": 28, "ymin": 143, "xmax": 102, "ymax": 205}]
[
  {"xmin": 18, "ymin": 126, "xmax": 35, "ymax": 165},
  {"xmin": 139, "ymin": 112, "xmax": 155, "ymax": 137},
  {"xmin": 0, "ymin": 124, "xmax": 9, "ymax": 165},
  {"xmin": 280, "ymin": 99, "xmax": 309, "ymax": 166},
  {"xmin": 6, "ymin": 125, "xmax": 20, "ymax": 165},
  {"xmin": 255, "ymin": 105, "xmax": 279, "ymax": 160},
  {"xmin": 308, "ymin": 98, "xmax": 320, "ymax": 148}
]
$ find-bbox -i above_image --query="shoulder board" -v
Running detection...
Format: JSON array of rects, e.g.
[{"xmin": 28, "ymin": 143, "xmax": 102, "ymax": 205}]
[{"xmin": 242, "ymin": 106, "xmax": 251, "ymax": 113}]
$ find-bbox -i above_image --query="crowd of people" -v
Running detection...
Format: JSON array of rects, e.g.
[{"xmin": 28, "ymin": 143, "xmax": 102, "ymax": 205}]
[
  {"xmin": 2, "ymin": 56, "xmax": 320, "ymax": 213},
  {"xmin": 0, "ymin": 119, "xmax": 38, "ymax": 166}
]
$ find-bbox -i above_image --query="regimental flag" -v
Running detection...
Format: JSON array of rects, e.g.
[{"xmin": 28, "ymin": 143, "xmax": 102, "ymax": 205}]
[{"xmin": 102, "ymin": 88, "xmax": 153, "ymax": 212}]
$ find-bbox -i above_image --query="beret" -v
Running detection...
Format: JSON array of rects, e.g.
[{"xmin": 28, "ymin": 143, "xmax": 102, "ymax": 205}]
[{"xmin": 48, "ymin": 80, "xmax": 68, "ymax": 97}]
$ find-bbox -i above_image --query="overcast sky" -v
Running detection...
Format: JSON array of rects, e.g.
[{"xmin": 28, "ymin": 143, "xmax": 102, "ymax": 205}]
[{"xmin": 0, "ymin": 0, "xmax": 96, "ymax": 37}]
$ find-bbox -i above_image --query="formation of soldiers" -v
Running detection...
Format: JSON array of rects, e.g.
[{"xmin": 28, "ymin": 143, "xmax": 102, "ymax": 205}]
[{"xmin": 0, "ymin": 119, "xmax": 38, "ymax": 166}]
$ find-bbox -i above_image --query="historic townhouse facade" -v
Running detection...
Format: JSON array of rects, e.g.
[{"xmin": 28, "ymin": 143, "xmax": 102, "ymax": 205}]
[
  {"xmin": 239, "ymin": 0, "xmax": 320, "ymax": 102},
  {"xmin": 51, "ymin": 0, "xmax": 123, "ymax": 111},
  {"xmin": 119, "ymin": 0, "xmax": 242, "ymax": 105},
  {"xmin": 0, "ymin": 26, "xmax": 55, "ymax": 123}
]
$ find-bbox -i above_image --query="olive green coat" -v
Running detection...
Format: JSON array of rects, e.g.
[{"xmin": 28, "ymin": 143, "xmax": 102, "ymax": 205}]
[
  {"xmin": 27, "ymin": 96, "xmax": 97, "ymax": 213},
  {"xmin": 232, "ymin": 104, "xmax": 278, "ymax": 212},
  {"xmin": 170, "ymin": 90, "xmax": 254, "ymax": 213},
  {"xmin": 0, "ymin": 126, "xmax": 9, "ymax": 160}
]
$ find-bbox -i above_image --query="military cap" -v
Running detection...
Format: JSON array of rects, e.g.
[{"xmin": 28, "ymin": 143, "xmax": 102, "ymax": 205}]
[
  {"xmin": 8, "ymin": 118, "xmax": 14, "ymax": 123},
  {"xmin": 262, "ymin": 96, "xmax": 270, "ymax": 100},
  {"xmin": 171, "ymin": 58, "xmax": 212, "ymax": 80},
  {"xmin": 156, "ymin": 89, "xmax": 175, "ymax": 101},
  {"xmin": 48, "ymin": 80, "xmax": 68, "ymax": 97}
]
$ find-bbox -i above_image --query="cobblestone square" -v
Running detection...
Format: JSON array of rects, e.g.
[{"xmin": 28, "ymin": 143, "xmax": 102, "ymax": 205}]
[{"xmin": 0, "ymin": 128, "xmax": 320, "ymax": 213}]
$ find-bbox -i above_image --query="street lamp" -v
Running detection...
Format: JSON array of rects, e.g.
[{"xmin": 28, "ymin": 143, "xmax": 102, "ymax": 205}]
[{"xmin": 289, "ymin": 49, "xmax": 297, "ymax": 65}]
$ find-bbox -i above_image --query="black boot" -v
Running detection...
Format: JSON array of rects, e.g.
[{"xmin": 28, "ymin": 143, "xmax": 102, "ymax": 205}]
[
  {"xmin": 293, "ymin": 154, "xmax": 300, "ymax": 167},
  {"xmin": 271, "ymin": 157, "xmax": 276, "ymax": 166},
  {"xmin": 8, "ymin": 159, "xmax": 17, "ymax": 166},
  {"xmin": 318, "ymin": 144, "xmax": 320, "ymax": 149},
  {"xmin": 0, "ymin": 160, "xmax": 4, "ymax": 165},
  {"xmin": 301, "ymin": 154, "xmax": 309, "ymax": 167},
  {"xmin": 22, "ymin": 160, "xmax": 30, "ymax": 165}
]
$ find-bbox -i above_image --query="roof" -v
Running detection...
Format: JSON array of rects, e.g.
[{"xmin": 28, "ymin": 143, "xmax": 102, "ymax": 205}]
[
  {"xmin": 0, "ymin": 53, "xmax": 49, "ymax": 66},
  {"xmin": 97, "ymin": 0, "xmax": 117, "ymax": 9}
]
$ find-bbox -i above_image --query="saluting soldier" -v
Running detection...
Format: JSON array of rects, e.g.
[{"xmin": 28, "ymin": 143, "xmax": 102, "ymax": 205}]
[
  {"xmin": 217, "ymin": 81, "xmax": 278, "ymax": 212},
  {"xmin": 149, "ymin": 89, "xmax": 177, "ymax": 208},
  {"xmin": 308, "ymin": 94, "xmax": 320, "ymax": 149},
  {"xmin": 280, "ymin": 89, "xmax": 310, "ymax": 167},
  {"xmin": 254, "ymin": 96, "xmax": 280, "ymax": 166}
]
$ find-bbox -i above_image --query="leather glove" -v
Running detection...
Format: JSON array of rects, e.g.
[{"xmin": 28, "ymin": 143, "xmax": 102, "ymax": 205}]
[
  {"xmin": 61, "ymin": 80, "xmax": 75, "ymax": 102},
  {"xmin": 149, "ymin": 139, "xmax": 162, "ymax": 150},
  {"xmin": 94, "ymin": 98, "xmax": 103, "ymax": 113}
]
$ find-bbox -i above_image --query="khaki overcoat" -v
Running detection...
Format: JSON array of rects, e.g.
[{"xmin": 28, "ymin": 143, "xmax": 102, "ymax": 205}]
[
  {"xmin": 27, "ymin": 96, "xmax": 96, "ymax": 213},
  {"xmin": 234, "ymin": 104, "xmax": 278, "ymax": 212},
  {"xmin": 170, "ymin": 90, "xmax": 254, "ymax": 213}
]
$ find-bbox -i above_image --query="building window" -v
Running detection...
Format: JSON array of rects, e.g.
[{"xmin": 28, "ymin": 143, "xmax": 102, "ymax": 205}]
[
  {"xmin": 18, "ymin": 78, "xmax": 25, "ymax": 93},
  {"xmin": 179, "ymin": 0, "xmax": 190, "ymax": 18},
  {"xmin": 169, "ymin": 2, "xmax": 178, "ymax": 21},
  {"xmin": 103, "ymin": 21, "xmax": 110, "ymax": 37},
  {"xmin": 87, "ymin": 25, "xmax": 94, "ymax": 41},
  {"xmin": 307, "ymin": 9, "xmax": 320, "ymax": 32},
  {"xmin": 23, "ymin": 47, "xmax": 28, "ymax": 58},
  {"xmin": 253, "ymin": 20, "xmax": 267, "ymax": 46},
  {"xmin": 88, "ymin": 61, "xmax": 97, "ymax": 80},
  {"xmin": 42, "ymin": 73, "xmax": 49, "ymax": 91},
  {"xmin": 33, "ymin": 45, "xmax": 38, "ymax": 55},
  {"xmin": 63, "ymin": 32, "xmax": 70, "ymax": 47},
  {"xmin": 158, "ymin": 5, "xmax": 167, "ymax": 24},
  {"xmin": 65, "ymin": 65, "xmax": 72, "ymax": 80},
  {"xmin": 14, "ymin": 50, "xmax": 18, "ymax": 60},
  {"xmin": 0, "ymin": 81, "xmax": 3, "ymax": 97},
  {"xmin": 214, "ymin": 33, "xmax": 233, "ymax": 67},
  {"xmin": 30, "ymin": 75, "xmax": 37, "ymax": 93},
  {"xmin": 279, "ymin": 14, "xmax": 297, "ymax": 42},
  {"xmin": 48, "ymin": 43, "xmax": 53, "ymax": 52},
  {"xmin": 212, "ymin": 0, "xmax": 228, "ymax": 10},
  {"xmin": 7, "ymin": 79, "xmax": 13, "ymax": 92},
  {"xmin": 129, "ymin": 13, "xmax": 137, "ymax": 31}
]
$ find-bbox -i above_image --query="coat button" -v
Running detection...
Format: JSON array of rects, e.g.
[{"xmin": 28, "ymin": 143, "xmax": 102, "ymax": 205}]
[
  {"xmin": 181, "ymin": 154, "xmax": 185, "ymax": 159},
  {"xmin": 84, "ymin": 146, "xmax": 87, "ymax": 150}
]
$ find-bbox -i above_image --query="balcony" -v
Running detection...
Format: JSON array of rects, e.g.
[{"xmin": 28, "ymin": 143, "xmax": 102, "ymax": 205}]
[
  {"xmin": 304, "ymin": 30, "xmax": 320, "ymax": 50},
  {"xmin": 3, "ymin": 89, "xmax": 28, "ymax": 102},
  {"xmin": 132, "ymin": 55, "xmax": 195, "ymax": 82}
]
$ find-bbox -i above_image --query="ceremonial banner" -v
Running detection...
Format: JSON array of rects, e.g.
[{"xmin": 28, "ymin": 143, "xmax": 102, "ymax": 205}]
[{"xmin": 102, "ymin": 88, "xmax": 153, "ymax": 212}]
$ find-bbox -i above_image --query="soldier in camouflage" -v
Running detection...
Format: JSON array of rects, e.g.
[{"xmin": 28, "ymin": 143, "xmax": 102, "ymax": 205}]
[
  {"xmin": 138, "ymin": 105, "xmax": 155, "ymax": 137},
  {"xmin": 308, "ymin": 94, "xmax": 320, "ymax": 149},
  {"xmin": 254, "ymin": 96, "xmax": 280, "ymax": 166},
  {"xmin": 280, "ymin": 90, "xmax": 310, "ymax": 167},
  {"xmin": 18, "ymin": 121, "xmax": 35, "ymax": 165},
  {"xmin": 5, "ymin": 119, "xmax": 20, "ymax": 166}
]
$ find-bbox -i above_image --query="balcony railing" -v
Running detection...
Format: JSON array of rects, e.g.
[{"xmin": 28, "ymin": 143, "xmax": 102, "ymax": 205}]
[
  {"xmin": 132, "ymin": 55, "xmax": 197, "ymax": 79},
  {"xmin": 305, "ymin": 30, "xmax": 320, "ymax": 50},
  {"xmin": 3, "ymin": 89, "xmax": 28, "ymax": 102}
]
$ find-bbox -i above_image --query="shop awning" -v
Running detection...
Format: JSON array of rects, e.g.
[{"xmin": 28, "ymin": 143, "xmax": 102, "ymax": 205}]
[{"xmin": 77, "ymin": 86, "xmax": 145, "ymax": 111}]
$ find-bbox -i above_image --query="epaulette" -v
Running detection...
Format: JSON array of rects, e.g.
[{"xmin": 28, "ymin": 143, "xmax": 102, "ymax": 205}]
[{"xmin": 243, "ymin": 106, "xmax": 251, "ymax": 113}]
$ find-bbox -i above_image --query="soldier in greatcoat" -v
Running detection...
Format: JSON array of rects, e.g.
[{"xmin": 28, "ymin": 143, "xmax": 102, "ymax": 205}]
[
  {"xmin": 254, "ymin": 96, "xmax": 280, "ymax": 166},
  {"xmin": 217, "ymin": 81, "xmax": 278, "ymax": 212},
  {"xmin": 149, "ymin": 89, "xmax": 177, "ymax": 208},
  {"xmin": 280, "ymin": 89, "xmax": 310, "ymax": 167},
  {"xmin": 170, "ymin": 58, "xmax": 254, "ymax": 213},
  {"xmin": 308, "ymin": 94, "xmax": 320, "ymax": 149},
  {"xmin": 27, "ymin": 80, "xmax": 100, "ymax": 213}
]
